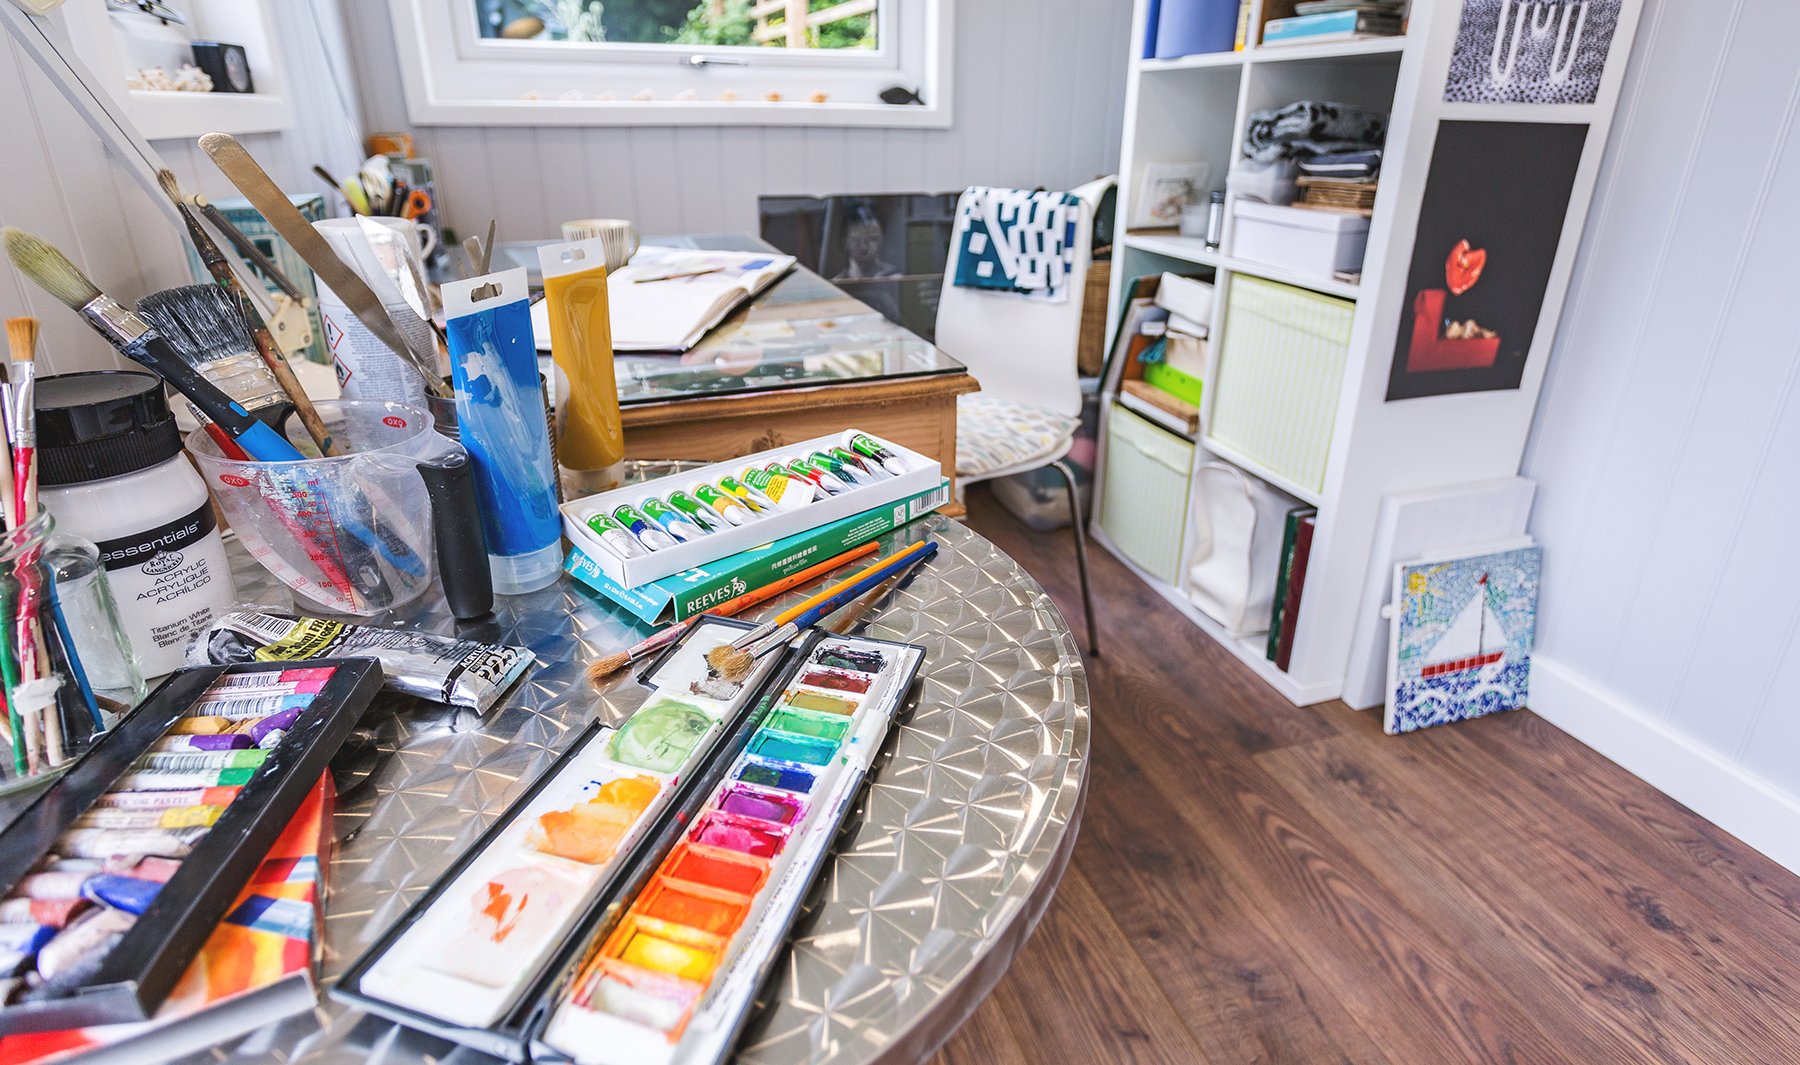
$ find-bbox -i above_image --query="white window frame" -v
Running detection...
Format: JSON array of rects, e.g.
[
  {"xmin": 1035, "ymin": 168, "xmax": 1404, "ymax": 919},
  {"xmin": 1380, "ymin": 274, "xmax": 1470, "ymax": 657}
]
[{"xmin": 389, "ymin": 0, "xmax": 952, "ymax": 127}]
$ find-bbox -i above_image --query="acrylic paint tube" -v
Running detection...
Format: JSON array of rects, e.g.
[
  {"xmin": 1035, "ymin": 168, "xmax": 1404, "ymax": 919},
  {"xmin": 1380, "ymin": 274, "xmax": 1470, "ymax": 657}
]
[
  {"xmin": 584, "ymin": 511, "xmax": 648, "ymax": 561},
  {"xmin": 539, "ymin": 239, "xmax": 626, "ymax": 495},
  {"xmin": 811, "ymin": 451, "xmax": 871, "ymax": 487},
  {"xmin": 832, "ymin": 446, "xmax": 889, "ymax": 481},
  {"xmin": 719, "ymin": 475, "xmax": 777, "ymax": 513},
  {"xmin": 849, "ymin": 433, "xmax": 911, "ymax": 477},
  {"xmin": 693, "ymin": 483, "xmax": 753, "ymax": 526},
  {"xmin": 612, "ymin": 504, "xmax": 679, "ymax": 550},
  {"xmin": 741, "ymin": 465, "xmax": 816, "ymax": 510},
  {"xmin": 665, "ymin": 491, "xmax": 723, "ymax": 533},
  {"xmin": 442, "ymin": 268, "xmax": 563, "ymax": 595},
  {"xmin": 191, "ymin": 611, "xmax": 534, "ymax": 715},
  {"xmin": 785, "ymin": 459, "xmax": 849, "ymax": 496},
  {"xmin": 640, "ymin": 498, "xmax": 708, "ymax": 542}
]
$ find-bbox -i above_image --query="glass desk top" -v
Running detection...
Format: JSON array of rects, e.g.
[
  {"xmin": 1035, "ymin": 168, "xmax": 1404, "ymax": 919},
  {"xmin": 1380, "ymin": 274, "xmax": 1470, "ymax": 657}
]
[{"xmin": 499, "ymin": 233, "xmax": 968, "ymax": 405}]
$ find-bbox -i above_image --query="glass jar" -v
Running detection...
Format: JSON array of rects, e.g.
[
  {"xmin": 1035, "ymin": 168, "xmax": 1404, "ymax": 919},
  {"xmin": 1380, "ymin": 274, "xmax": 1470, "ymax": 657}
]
[
  {"xmin": 0, "ymin": 512, "xmax": 114, "ymax": 793},
  {"xmin": 46, "ymin": 530, "xmax": 145, "ymax": 712}
]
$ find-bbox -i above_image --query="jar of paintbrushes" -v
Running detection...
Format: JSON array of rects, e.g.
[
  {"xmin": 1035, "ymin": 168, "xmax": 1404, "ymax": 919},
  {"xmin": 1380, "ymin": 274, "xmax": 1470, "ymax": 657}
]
[{"xmin": 0, "ymin": 512, "xmax": 108, "ymax": 793}]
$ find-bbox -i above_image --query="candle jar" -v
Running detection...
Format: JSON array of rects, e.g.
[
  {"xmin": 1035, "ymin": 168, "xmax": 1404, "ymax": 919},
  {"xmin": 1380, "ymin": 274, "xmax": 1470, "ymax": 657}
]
[{"xmin": 0, "ymin": 512, "xmax": 111, "ymax": 794}]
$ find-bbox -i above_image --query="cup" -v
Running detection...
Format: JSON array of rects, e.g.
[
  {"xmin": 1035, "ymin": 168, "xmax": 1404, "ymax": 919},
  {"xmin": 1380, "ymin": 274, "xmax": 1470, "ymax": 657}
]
[
  {"xmin": 187, "ymin": 401, "xmax": 459, "ymax": 617},
  {"xmin": 560, "ymin": 218, "xmax": 640, "ymax": 272}
]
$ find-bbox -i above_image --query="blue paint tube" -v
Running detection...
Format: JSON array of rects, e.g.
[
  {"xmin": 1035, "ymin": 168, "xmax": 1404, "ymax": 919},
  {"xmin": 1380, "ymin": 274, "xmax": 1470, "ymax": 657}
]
[{"xmin": 442, "ymin": 268, "xmax": 563, "ymax": 594}]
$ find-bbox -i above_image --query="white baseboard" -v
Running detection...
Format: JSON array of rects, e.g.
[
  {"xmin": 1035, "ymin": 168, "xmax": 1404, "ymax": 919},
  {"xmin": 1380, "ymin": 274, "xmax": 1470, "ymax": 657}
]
[{"xmin": 1532, "ymin": 657, "xmax": 1800, "ymax": 875}]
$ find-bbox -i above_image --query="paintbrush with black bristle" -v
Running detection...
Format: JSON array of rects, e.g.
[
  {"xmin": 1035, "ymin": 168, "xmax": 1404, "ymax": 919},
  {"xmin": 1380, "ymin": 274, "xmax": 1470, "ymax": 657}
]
[
  {"xmin": 138, "ymin": 285, "xmax": 296, "ymax": 437},
  {"xmin": 2, "ymin": 227, "xmax": 305, "ymax": 463}
]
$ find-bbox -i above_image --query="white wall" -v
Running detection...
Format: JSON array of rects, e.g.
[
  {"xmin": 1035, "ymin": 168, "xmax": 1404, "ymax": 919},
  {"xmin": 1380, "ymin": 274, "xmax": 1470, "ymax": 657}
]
[
  {"xmin": 0, "ymin": 0, "xmax": 367, "ymax": 375},
  {"xmin": 1523, "ymin": 0, "xmax": 1800, "ymax": 870},
  {"xmin": 338, "ymin": 0, "xmax": 1133, "ymax": 242}
]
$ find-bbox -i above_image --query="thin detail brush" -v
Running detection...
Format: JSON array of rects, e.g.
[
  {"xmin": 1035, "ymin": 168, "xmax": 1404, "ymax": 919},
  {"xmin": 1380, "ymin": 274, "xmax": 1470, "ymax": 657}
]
[
  {"xmin": 707, "ymin": 541, "xmax": 927, "ymax": 673},
  {"xmin": 3, "ymin": 227, "xmax": 305, "ymax": 462}
]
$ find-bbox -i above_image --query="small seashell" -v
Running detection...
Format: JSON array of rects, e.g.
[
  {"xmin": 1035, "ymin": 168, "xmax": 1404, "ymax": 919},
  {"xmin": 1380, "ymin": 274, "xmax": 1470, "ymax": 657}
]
[
  {"xmin": 808, "ymin": 91, "xmax": 829, "ymax": 104},
  {"xmin": 560, "ymin": 89, "xmax": 584, "ymax": 101},
  {"xmin": 634, "ymin": 89, "xmax": 657, "ymax": 102},
  {"xmin": 764, "ymin": 91, "xmax": 782, "ymax": 102},
  {"xmin": 521, "ymin": 89, "xmax": 542, "ymax": 101},
  {"xmin": 718, "ymin": 90, "xmax": 739, "ymax": 101},
  {"xmin": 675, "ymin": 89, "xmax": 699, "ymax": 102},
  {"xmin": 596, "ymin": 90, "xmax": 617, "ymax": 101}
]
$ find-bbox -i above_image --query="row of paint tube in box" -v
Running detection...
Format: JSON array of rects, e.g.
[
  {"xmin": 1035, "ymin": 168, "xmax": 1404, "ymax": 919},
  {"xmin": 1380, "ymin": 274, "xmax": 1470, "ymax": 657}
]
[{"xmin": 579, "ymin": 434, "xmax": 912, "ymax": 563}]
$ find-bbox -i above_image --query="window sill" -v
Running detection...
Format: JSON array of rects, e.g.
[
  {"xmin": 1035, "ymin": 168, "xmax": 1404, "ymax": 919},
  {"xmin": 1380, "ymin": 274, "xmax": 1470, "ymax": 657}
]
[{"xmin": 401, "ymin": 95, "xmax": 949, "ymax": 128}]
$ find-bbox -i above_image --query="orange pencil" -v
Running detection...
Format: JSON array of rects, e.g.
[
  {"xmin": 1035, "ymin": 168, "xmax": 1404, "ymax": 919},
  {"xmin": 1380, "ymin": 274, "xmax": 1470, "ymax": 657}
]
[{"xmin": 585, "ymin": 541, "xmax": 881, "ymax": 684}]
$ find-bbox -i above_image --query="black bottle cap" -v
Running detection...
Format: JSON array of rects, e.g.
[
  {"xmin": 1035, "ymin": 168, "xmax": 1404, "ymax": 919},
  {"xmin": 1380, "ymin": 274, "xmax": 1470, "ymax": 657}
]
[{"xmin": 35, "ymin": 371, "xmax": 183, "ymax": 486}]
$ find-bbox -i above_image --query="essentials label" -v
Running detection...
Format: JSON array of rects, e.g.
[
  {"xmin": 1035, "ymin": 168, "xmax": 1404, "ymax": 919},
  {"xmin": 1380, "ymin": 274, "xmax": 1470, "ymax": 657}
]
[{"xmin": 93, "ymin": 501, "xmax": 235, "ymax": 675}]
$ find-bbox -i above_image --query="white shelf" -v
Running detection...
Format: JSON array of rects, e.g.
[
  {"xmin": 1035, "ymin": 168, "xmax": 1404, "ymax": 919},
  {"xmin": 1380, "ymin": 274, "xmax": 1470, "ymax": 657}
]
[
  {"xmin": 1089, "ymin": 525, "xmax": 1341, "ymax": 706},
  {"xmin": 127, "ymin": 90, "xmax": 292, "ymax": 141},
  {"xmin": 1197, "ymin": 435, "xmax": 1326, "ymax": 507},
  {"xmin": 1121, "ymin": 231, "xmax": 1361, "ymax": 300},
  {"xmin": 1137, "ymin": 49, "xmax": 1247, "ymax": 73},
  {"xmin": 1247, "ymin": 35, "xmax": 1409, "ymax": 65},
  {"xmin": 1122, "ymin": 230, "xmax": 1223, "ymax": 266}
]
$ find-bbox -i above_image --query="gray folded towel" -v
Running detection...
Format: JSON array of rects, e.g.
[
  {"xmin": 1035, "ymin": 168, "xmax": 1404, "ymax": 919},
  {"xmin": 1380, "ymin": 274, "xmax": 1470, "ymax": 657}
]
[{"xmin": 1244, "ymin": 101, "xmax": 1387, "ymax": 163}]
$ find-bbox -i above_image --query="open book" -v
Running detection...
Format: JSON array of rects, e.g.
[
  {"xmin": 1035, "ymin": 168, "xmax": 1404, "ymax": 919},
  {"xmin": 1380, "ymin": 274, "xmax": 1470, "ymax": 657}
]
[{"xmin": 531, "ymin": 246, "xmax": 796, "ymax": 353}]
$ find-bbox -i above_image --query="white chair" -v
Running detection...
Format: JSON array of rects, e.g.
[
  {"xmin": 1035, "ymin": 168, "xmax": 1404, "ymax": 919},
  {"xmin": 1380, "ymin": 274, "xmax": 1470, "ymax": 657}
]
[{"xmin": 936, "ymin": 178, "xmax": 1115, "ymax": 655}]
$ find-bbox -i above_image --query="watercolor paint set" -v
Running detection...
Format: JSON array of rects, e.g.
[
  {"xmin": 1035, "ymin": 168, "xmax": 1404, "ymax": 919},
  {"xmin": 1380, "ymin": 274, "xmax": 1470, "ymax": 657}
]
[
  {"xmin": 560, "ymin": 430, "xmax": 941, "ymax": 590},
  {"xmin": 333, "ymin": 616, "xmax": 789, "ymax": 1058},
  {"xmin": 534, "ymin": 632, "xmax": 922, "ymax": 1064},
  {"xmin": 0, "ymin": 659, "xmax": 381, "ymax": 1034}
]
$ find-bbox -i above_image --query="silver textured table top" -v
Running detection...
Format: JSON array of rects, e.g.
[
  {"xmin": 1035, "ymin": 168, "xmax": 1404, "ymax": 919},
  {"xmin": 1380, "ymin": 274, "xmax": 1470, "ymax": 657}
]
[{"xmin": 194, "ymin": 513, "xmax": 1089, "ymax": 1065}]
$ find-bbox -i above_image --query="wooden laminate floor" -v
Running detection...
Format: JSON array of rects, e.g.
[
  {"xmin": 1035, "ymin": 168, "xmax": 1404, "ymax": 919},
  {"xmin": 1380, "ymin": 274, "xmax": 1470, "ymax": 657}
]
[{"xmin": 931, "ymin": 486, "xmax": 1800, "ymax": 1065}]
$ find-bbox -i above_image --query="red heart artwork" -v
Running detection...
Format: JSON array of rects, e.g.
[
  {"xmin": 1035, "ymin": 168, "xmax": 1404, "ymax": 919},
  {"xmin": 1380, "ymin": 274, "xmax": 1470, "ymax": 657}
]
[{"xmin": 1445, "ymin": 239, "xmax": 1487, "ymax": 295}]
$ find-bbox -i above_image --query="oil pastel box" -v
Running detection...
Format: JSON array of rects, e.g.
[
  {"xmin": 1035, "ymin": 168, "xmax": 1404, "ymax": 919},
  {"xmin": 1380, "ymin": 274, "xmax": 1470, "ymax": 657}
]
[
  {"xmin": 533, "ymin": 630, "xmax": 924, "ymax": 1065},
  {"xmin": 559, "ymin": 429, "xmax": 943, "ymax": 590},
  {"xmin": 0, "ymin": 658, "xmax": 381, "ymax": 1033},
  {"xmin": 332, "ymin": 617, "xmax": 790, "ymax": 1059}
]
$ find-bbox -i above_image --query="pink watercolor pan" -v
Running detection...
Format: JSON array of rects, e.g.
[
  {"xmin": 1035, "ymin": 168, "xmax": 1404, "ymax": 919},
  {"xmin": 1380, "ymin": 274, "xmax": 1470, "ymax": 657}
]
[
  {"xmin": 715, "ymin": 783, "xmax": 804, "ymax": 826},
  {"xmin": 688, "ymin": 811, "xmax": 788, "ymax": 859}
]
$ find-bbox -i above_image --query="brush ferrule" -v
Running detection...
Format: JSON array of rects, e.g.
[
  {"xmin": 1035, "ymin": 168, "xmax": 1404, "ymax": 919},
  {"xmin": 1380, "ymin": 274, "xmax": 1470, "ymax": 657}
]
[
  {"xmin": 78, "ymin": 295, "xmax": 150, "ymax": 347},
  {"xmin": 744, "ymin": 624, "xmax": 798, "ymax": 662}
]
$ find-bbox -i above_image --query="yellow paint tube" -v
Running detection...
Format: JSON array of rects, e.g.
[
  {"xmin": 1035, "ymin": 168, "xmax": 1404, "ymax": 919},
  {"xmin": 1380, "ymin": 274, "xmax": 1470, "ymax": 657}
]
[{"xmin": 539, "ymin": 238, "xmax": 625, "ymax": 494}]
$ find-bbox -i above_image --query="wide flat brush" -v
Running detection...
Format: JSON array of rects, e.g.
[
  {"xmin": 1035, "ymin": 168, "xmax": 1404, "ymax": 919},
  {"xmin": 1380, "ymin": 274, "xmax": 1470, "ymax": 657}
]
[
  {"xmin": 138, "ymin": 285, "xmax": 295, "ymax": 436},
  {"xmin": 712, "ymin": 541, "xmax": 938, "ymax": 684},
  {"xmin": 2, "ymin": 227, "xmax": 305, "ymax": 462},
  {"xmin": 585, "ymin": 540, "xmax": 883, "ymax": 685},
  {"xmin": 156, "ymin": 168, "xmax": 338, "ymax": 456}
]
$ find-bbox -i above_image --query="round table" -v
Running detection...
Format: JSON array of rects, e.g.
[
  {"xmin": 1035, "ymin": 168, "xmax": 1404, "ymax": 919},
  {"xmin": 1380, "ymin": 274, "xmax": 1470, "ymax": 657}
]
[{"xmin": 203, "ymin": 513, "xmax": 1088, "ymax": 1065}]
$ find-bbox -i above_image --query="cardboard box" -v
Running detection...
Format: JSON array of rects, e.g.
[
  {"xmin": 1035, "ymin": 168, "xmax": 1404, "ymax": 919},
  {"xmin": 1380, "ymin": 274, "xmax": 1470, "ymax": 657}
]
[
  {"xmin": 567, "ymin": 479, "xmax": 952, "ymax": 625},
  {"xmin": 560, "ymin": 430, "xmax": 941, "ymax": 590}
]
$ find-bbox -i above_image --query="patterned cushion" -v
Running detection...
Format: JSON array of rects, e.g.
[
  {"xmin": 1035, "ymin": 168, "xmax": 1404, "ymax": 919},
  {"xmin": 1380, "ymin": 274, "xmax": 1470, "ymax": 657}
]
[{"xmin": 956, "ymin": 395, "xmax": 1078, "ymax": 477}]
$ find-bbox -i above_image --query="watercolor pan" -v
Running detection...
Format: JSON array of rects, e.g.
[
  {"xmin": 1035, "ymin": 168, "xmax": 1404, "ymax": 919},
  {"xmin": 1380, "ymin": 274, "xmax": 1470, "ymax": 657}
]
[
  {"xmin": 688, "ymin": 811, "xmax": 788, "ymax": 859},
  {"xmin": 779, "ymin": 690, "xmax": 859, "ymax": 717},
  {"xmin": 635, "ymin": 878, "xmax": 752, "ymax": 937},
  {"xmin": 795, "ymin": 669, "xmax": 872, "ymax": 694},
  {"xmin": 578, "ymin": 958, "xmax": 701, "ymax": 1034},
  {"xmin": 0, "ymin": 660, "xmax": 377, "ymax": 1033},
  {"xmin": 714, "ymin": 783, "xmax": 805, "ymax": 826},
  {"xmin": 662, "ymin": 842, "xmax": 770, "ymax": 897},
  {"xmin": 733, "ymin": 758, "xmax": 817, "ymax": 795},
  {"xmin": 810, "ymin": 643, "xmax": 887, "ymax": 674},
  {"xmin": 605, "ymin": 915, "xmax": 726, "ymax": 984},
  {"xmin": 764, "ymin": 707, "xmax": 851, "ymax": 743},
  {"xmin": 606, "ymin": 698, "xmax": 715, "ymax": 774},
  {"xmin": 748, "ymin": 730, "xmax": 839, "ymax": 767}
]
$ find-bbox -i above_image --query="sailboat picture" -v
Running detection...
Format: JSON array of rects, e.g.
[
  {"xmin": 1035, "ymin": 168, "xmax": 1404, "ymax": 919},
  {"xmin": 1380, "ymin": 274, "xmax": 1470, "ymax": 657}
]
[{"xmin": 1385, "ymin": 544, "xmax": 1542, "ymax": 735}]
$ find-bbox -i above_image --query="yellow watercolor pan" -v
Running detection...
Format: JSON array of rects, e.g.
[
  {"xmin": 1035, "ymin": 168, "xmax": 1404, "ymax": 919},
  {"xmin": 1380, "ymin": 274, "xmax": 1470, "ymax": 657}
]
[{"xmin": 604, "ymin": 914, "xmax": 726, "ymax": 984}]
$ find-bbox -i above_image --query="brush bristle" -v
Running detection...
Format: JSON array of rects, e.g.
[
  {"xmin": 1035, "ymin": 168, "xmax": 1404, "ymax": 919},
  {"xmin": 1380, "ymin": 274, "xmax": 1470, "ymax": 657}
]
[
  {"xmin": 155, "ymin": 168, "xmax": 183, "ymax": 205},
  {"xmin": 3, "ymin": 228, "xmax": 100, "ymax": 311},
  {"xmin": 584, "ymin": 651, "xmax": 631, "ymax": 687},
  {"xmin": 137, "ymin": 285, "xmax": 258, "ymax": 365},
  {"xmin": 713, "ymin": 644, "xmax": 756, "ymax": 685},
  {"xmin": 5, "ymin": 317, "xmax": 37, "ymax": 364}
]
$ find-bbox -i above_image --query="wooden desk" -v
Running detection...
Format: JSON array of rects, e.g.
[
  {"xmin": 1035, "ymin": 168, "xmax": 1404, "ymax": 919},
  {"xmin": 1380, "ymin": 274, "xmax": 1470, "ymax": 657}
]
[{"xmin": 610, "ymin": 234, "xmax": 978, "ymax": 507}]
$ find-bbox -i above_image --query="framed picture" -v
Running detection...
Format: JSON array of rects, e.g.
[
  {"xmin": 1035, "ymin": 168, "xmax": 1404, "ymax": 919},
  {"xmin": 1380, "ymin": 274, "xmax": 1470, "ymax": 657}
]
[
  {"xmin": 1130, "ymin": 161, "xmax": 1215, "ymax": 229},
  {"xmin": 1385, "ymin": 542, "xmax": 1542, "ymax": 735},
  {"xmin": 1385, "ymin": 120, "xmax": 1587, "ymax": 401},
  {"xmin": 1445, "ymin": 0, "xmax": 1624, "ymax": 106}
]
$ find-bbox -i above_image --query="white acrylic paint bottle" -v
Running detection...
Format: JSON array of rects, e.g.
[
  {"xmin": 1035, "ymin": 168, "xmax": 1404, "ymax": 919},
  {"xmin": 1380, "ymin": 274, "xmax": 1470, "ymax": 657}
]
[{"xmin": 36, "ymin": 372, "xmax": 238, "ymax": 678}]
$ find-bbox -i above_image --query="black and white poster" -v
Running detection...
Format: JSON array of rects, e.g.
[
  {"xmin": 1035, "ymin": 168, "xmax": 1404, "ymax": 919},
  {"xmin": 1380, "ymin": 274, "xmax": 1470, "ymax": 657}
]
[
  {"xmin": 1444, "ymin": 0, "xmax": 1622, "ymax": 105},
  {"xmin": 1386, "ymin": 121, "xmax": 1588, "ymax": 402}
]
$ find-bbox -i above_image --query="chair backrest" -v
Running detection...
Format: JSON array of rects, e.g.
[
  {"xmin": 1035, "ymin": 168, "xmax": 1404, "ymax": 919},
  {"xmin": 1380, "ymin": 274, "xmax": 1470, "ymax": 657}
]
[{"xmin": 934, "ymin": 179, "xmax": 1113, "ymax": 419}]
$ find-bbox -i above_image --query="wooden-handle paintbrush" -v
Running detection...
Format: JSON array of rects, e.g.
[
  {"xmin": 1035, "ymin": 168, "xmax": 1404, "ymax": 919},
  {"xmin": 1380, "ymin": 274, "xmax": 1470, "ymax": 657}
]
[
  {"xmin": 199, "ymin": 133, "xmax": 450, "ymax": 399},
  {"xmin": 709, "ymin": 541, "xmax": 938, "ymax": 684},
  {"xmin": 586, "ymin": 540, "xmax": 882, "ymax": 685},
  {"xmin": 156, "ymin": 168, "xmax": 339, "ymax": 456}
]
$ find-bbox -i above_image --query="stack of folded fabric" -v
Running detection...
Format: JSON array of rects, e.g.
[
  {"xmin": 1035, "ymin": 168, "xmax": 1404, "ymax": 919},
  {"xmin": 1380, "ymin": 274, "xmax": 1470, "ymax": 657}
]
[
  {"xmin": 1234, "ymin": 101, "xmax": 1386, "ymax": 209},
  {"xmin": 1296, "ymin": 148, "xmax": 1382, "ymax": 215}
]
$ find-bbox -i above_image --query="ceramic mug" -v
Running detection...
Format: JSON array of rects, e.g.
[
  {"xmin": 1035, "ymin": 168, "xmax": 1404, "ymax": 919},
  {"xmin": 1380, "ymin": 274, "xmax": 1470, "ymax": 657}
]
[{"xmin": 560, "ymin": 218, "xmax": 640, "ymax": 272}]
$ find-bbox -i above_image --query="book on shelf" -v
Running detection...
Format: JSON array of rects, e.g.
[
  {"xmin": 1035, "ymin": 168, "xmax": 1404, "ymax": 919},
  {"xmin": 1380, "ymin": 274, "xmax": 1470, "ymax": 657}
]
[
  {"xmin": 1267, "ymin": 506, "xmax": 1319, "ymax": 663},
  {"xmin": 1274, "ymin": 513, "xmax": 1317, "ymax": 670},
  {"xmin": 1103, "ymin": 275, "xmax": 1169, "ymax": 389},
  {"xmin": 1121, "ymin": 379, "xmax": 1200, "ymax": 435},
  {"xmin": 1262, "ymin": 10, "xmax": 1402, "ymax": 45},
  {"xmin": 0, "ymin": 777, "xmax": 334, "ymax": 1065},
  {"xmin": 530, "ymin": 246, "xmax": 795, "ymax": 353}
]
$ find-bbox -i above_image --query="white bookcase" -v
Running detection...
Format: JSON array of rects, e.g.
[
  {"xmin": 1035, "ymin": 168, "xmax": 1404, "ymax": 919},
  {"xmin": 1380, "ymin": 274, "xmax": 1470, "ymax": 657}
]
[{"xmin": 1092, "ymin": 0, "xmax": 1646, "ymax": 705}]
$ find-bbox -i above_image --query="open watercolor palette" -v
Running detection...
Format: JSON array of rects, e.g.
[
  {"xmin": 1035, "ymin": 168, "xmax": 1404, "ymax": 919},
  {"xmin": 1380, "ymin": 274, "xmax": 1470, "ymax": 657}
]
[
  {"xmin": 0, "ymin": 659, "xmax": 381, "ymax": 1033},
  {"xmin": 333, "ymin": 616, "xmax": 792, "ymax": 1058},
  {"xmin": 533, "ymin": 632, "xmax": 923, "ymax": 1065}
]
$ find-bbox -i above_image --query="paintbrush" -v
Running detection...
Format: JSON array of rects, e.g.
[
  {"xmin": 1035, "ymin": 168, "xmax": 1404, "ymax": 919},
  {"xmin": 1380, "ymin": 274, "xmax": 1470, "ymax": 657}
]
[
  {"xmin": 706, "ymin": 541, "xmax": 926, "ymax": 672},
  {"xmin": 138, "ymin": 285, "xmax": 295, "ymax": 436},
  {"xmin": 586, "ymin": 540, "xmax": 883, "ymax": 685},
  {"xmin": 709, "ymin": 541, "xmax": 938, "ymax": 684},
  {"xmin": 4, "ymin": 318, "xmax": 37, "ymax": 522},
  {"xmin": 3, "ymin": 227, "xmax": 305, "ymax": 462},
  {"xmin": 156, "ymin": 168, "xmax": 338, "ymax": 456}
]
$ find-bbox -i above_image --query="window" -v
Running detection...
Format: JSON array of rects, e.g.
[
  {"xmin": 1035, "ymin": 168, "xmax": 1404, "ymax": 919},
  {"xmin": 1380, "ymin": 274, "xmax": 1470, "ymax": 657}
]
[{"xmin": 389, "ymin": 0, "xmax": 949, "ymax": 127}]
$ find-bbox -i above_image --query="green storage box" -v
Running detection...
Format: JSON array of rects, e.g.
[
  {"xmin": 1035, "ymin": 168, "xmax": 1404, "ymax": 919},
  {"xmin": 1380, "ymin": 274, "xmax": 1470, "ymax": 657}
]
[{"xmin": 1142, "ymin": 360, "xmax": 1203, "ymax": 405}]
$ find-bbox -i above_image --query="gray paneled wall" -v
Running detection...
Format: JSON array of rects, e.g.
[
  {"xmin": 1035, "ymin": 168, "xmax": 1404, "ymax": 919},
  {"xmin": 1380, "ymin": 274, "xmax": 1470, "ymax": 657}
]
[
  {"xmin": 338, "ymin": 0, "xmax": 1133, "ymax": 242},
  {"xmin": 1524, "ymin": 0, "xmax": 1800, "ymax": 793}
]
